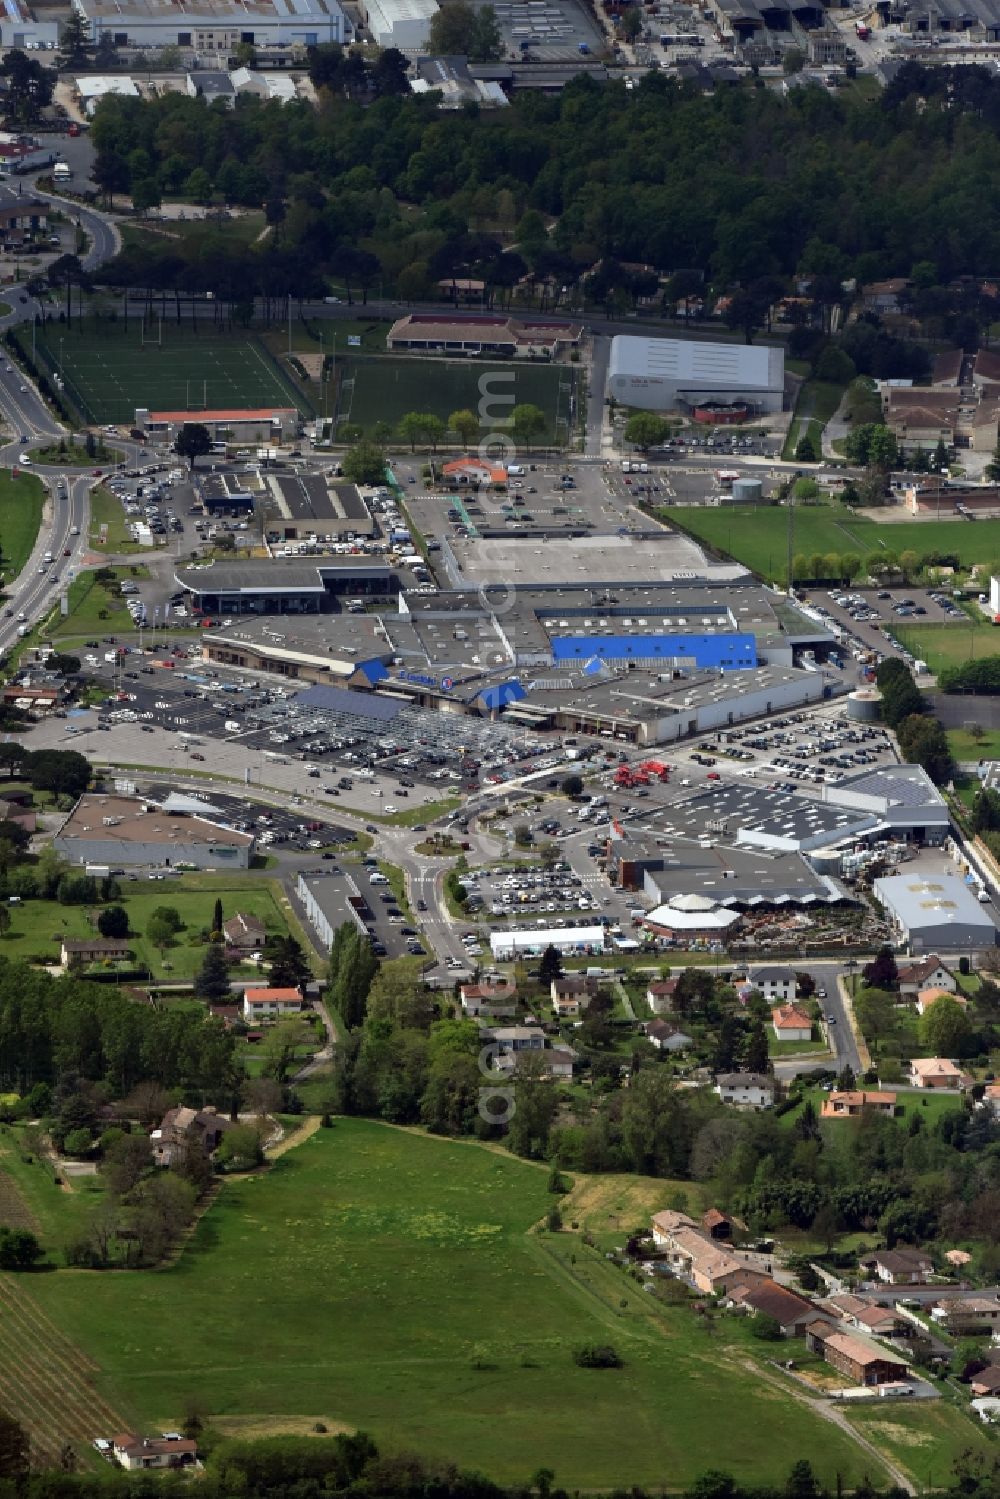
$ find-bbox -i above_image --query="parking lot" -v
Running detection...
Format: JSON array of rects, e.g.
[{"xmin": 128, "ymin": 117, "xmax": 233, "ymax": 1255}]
[
  {"xmin": 799, "ymin": 585, "xmax": 974, "ymax": 672},
  {"xmin": 466, "ymin": 862, "xmax": 602, "ymax": 921}
]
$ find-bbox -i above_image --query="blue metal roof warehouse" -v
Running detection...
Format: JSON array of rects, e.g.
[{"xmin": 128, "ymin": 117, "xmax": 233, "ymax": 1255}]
[{"xmin": 551, "ymin": 633, "xmax": 757, "ymax": 670}]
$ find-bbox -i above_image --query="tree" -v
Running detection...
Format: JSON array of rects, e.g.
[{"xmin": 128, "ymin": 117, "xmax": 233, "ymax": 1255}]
[
  {"xmin": 370, "ymin": 46, "xmax": 410, "ymax": 96},
  {"xmin": 750, "ymin": 1312, "xmax": 783, "ymax": 1340},
  {"xmin": 744, "ymin": 1021, "xmax": 769, "ymax": 1075},
  {"xmin": 0, "ymin": 1407, "xmax": 30, "ymax": 1483},
  {"xmin": 101, "ymin": 1132, "xmax": 153, "ymax": 1196},
  {"xmin": 782, "ymin": 45, "xmax": 805, "ymax": 74},
  {"xmin": 620, "ymin": 6, "xmax": 643, "ymax": 40},
  {"xmin": 342, "ymin": 441, "xmax": 386, "ymax": 487},
  {"xmin": 268, "ymin": 935, "xmax": 311, "ymax": 991},
  {"xmin": 624, "ymin": 411, "xmax": 671, "ymax": 451},
  {"xmin": 195, "ymin": 943, "xmax": 231, "ymax": 1001},
  {"xmin": 795, "ymin": 430, "xmax": 818, "ymax": 463},
  {"xmin": 0, "ymin": 910, "xmax": 11, "ymax": 942},
  {"xmin": 60, "ymin": 9, "xmax": 89, "ymax": 62},
  {"xmin": 175, "ymin": 423, "xmax": 212, "ymax": 471},
  {"xmin": 863, "ymin": 946, "xmax": 898, "ymax": 990},
  {"xmin": 399, "ymin": 412, "xmax": 428, "ymax": 451},
  {"xmin": 422, "ymin": 414, "xmax": 445, "ymax": 452},
  {"xmin": 97, "ymin": 904, "xmax": 129, "ymax": 939},
  {"xmin": 561, "ymin": 773, "xmax": 584, "ymax": 798},
  {"xmin": 428, "ymin": 0, "xmax": 502, "ymax": 58},
  {"xmin": 919, "ymin": 995, "xmax": 971, "ymax": 1055},
  {"xmin": 147, "ymin": 911, "xmax": 178, "ymax": 954},
  {"xmin": 216, "ymin": 1124, "xmax": 265, "ymax": 1171},
  {"xmin": 449, "ymin": 408, "xmax": 479, "ymax": 446},
  {"xmin": 23, "ymin": 748, "xmax": 91, "ymax": 799},
  {"xmin": 2, "ymin": 48, "xmax": 55, "ymax": 127},
  {"xmin": 512, "ymin": 404, "xmax": 547, "ymax": 449},
  {"xmin": 212, "ymin": 897, "xmax": 223, "ymax": 935},
  {"xmin": 47, "ymin": 653, "xmax": 80, "ymax": 676},
  {"xmin": 538, "ymin": 943, "xmax": 563, "ymax": 985},
  {"xmin": 263, "ymin": 1017, "xmax": 312, "ymax": 1083},
  {"xmin": 987, "ymin": 436, "xmax": 1000, "ymax": 483}
]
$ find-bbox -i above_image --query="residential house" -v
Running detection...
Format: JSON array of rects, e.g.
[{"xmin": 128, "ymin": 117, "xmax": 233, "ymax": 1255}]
[
  {"xmin": 485, "ymin": 1025, "xmax": 545, "ymax": 1056},
  {"xmin": 61, "ymin": 937, "xmax": 132, "ymax": 966},
  {"xmin": 493, "ymin": 1042, "xmax": 574, "ymax": 1079},
  {"xmin": 862, "ymin": 1247, "xmax": 933, "ymax": 1285},
  {"xmin": 442, "ymin": 458, "xmax": 509, "ymax": 487},
  {"xmin": 931, "ymin": 1296, "xmax": 1000, "ymax": 1335},
  {"xmin": 111, "ymin": 1435, "xmax": 198, "ymax": 1471},
  {"xmin": 702, "ymin": 1208, "xmax": 734, "ymax": 1241},
  {"xmin": 771, "ymin": 1004, "xmax": 813, "ymax": 1043},
  {"xmin": 908, "ymin": 1057, "xmax": 967, "ymax": 1090},
  {"xmin": 644, "ymin": 1019, "xmax": 693, "ymax": 1052},
  {"xmin": 971, "ymin": 1365, "xmax": 1000, "ymax": 1397},
  {"xmin": 916, "ymin": 986, "xmax": 968, "ymax": 1017},
  {"xmin": 242, "ymin": 987, "xmax": 303, "ymax": 1022},
  {"xmin": 985, "ymin": 1083, "xmax": 1000, "ymax": 1118},
  {"xmin": 653, "ymin": 1217, "xmax": 745, "ymax": 1293},
  {"xmin": 459, "ymin": 980, "xmax": 516, "ymax": 1018},
  {"xmin": 149, "ymin": 1106, "xmax": 233, "ymax": 1167},
  {"xmin": 727, "ymin": 1278, "xmax": 820, "ymax": 1337},
  {"xmin": 714, "ymin": 1072, "xmax": 775, "ymax": 1109},
  {"xmin": 862, "ymin": 278, "xmax": 910, "ymax": 316},
  {"xmin": 897, "ymin": 955, "xmax": 957, "ymax": 997},
  {"xmin": 550, "ymin": 974, "xmax": 597, "ymax": 1018},
  {"xmin": 751, "ymin": 965, "xmax": 796, "ymax": 1002},
  {"xmin": 821, "ymin": 1089, "xmax": 896, "ymax": 1119},
  {"xmin": 222, "ymin": 911, "xmax": 266, "ymax": 957},
  {"xmin": 807, "ymin": 1328, "xmax": 909, "ymax": 1386},
  {"xmin": 646, "ymin": 978, "xmax": 678, "ymax": 1013},
  {"xmin": 823, "ymin": 1294, "xmax": 905, "ymax": 1338}
]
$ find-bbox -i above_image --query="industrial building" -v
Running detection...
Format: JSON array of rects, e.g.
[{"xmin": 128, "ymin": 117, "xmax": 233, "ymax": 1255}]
[
  {"xmin": 608, "ymin": 336, "xmax": 785, "ymax": 417},
  {"xmin": 613, "ymin": 836, "xmax": 853, "ymax": 908},
  {"xmin": 824, "ymin": 765, "xmax": 950, "ymax": 845},
  {"xmin": 490, "ymin": 924, "xmax": 606, "ymax": 960},
  {"xmin": 359, "ymin": 0, "xmax": 438, "ymax": 47},
  {"xmin": 53, "ymin": 795, "xmax": 254, "ymax": 870},
  {"xmin": 873, "ymin": 873, "xmax": 997, "ymax": 953},
  {"xmin": 297, "ymin": 871, "xmax": 350, "ymax": 948},
  {"xmin": 176, "ymin": 556, "xmax": 396, "ymax": 613},
  {"xmin": 73, "ymin": 0, "xmax": 350, "ymax": 50},
  {"xmin": 263, "ymin": 474, "xmax": 374, "ymax": 542}
]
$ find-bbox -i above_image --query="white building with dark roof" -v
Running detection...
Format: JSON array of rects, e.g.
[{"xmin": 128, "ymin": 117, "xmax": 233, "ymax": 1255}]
[{"xmin": 608, "ymin": 335, "xmax": 785, "ymax": 416}]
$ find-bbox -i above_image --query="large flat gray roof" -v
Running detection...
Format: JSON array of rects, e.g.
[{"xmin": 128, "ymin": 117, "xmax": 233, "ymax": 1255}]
[
  {"xmin": 874, "ymin": 873, "xmax": 998, "ymax": 936},
  {"xmin": 609, "ymin": 335, "xmax": 784, "ymax": 392}
]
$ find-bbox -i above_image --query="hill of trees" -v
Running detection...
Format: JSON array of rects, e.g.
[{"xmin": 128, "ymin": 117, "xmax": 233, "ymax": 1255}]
[{"xmin": 88, "ymin": 62, "xmax": 1000, "ymax": 308}]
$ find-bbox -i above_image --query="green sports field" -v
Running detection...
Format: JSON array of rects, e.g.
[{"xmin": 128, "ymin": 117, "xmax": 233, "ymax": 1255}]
[
  {"xmin": 26, "ymin": 322, "xmax": 313, "ymax": 426},
  {"xmin": 665, "ymin": 504, "xmax": 1000, "ymax": 583},
  {"xmin": 15, "ymin": 1119, "xmax": 890, "ymax": 1490},
  {"xmin": 337, "ymin": 355, "xmax": 574, "ymax": 441}
]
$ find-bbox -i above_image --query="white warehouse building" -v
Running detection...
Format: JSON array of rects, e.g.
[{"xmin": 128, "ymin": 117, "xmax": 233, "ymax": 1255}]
[
  {"xmin": 490, "ymin": 925, "xmax": 606, "ymax": 961},
  {"xmin": 359, "ymin": 0, "xmax": 438, "ymax": 47},
  {"xmin": 73, "ymin": 0, "xmax": 350, "ymax": 52},
  {"xmin": 608, "ymin": 335, "xmax": 785, "ymax": 417}
]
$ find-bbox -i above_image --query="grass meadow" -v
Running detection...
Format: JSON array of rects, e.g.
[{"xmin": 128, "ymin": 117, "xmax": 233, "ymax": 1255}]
[
  {"xmin": 337, "ymin": 356, "xmax": 573, "ymax": 441},
  {"xmin": 20, "ymin": 1119, "xmax": 885, "ymax": 1490},
  {"xmin": 664, "ymin": 505, "xmax": 1000, "ymax": 584}
]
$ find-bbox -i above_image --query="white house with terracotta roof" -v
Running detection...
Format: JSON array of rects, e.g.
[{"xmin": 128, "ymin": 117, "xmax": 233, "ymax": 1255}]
[
  {"xmin": 771, "ymin": 1004, "xmax": 813, "ymax": 1043},
  {"xmin": 916, "ymin": 986, "xmax": 968, "ymax": 1016},
  {"xmin": 821, "ymin": 1089, "xmax": 896, "ymax": 1118},
  {"xmin": 909, "ymin": 1056, "xmax": 967, "ymax": 1089},
  {"xmin": 646, "ymin": 978, "xmax": 678, "ymax": 1013},
  {"xmin": 442, "ymin": 458, "xmax": 508, "ymax": 487},
  {"xmin": 242, "ymin": 987, "xmax": 303, "ymax": 1022},
  {"xmin": 111, "ymin": 1434, "xmax": 198, "ymax": 1471}
]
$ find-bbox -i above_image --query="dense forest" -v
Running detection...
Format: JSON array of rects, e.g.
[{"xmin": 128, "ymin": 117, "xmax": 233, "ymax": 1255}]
[{"xmin": 87, "ymin": 62, "xmax": 1000, "ymax": 304}]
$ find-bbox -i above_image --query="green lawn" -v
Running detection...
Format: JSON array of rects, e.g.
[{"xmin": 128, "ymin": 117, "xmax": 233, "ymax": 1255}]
[
  {"xmin": 946, "ymin": 727, "xmax": 1000, "ymax": 761},
  {"xmin": 781, "ymin": 378, "xmax": 845, "ymax": 461},
  {"xmin": 50, "ymin": 565, "xmax": 150, "ymax": 640},
  {"xmin": 88, "ymin": 486, "xmax": 144, "ymax": 551},
  {"xmin": 0, "ymin": 470, "xmax": 44, "ymax": 581},
  {"xmin": 338, "ymin": 355, "xmax": 574, "ymax": 444},
  {"xmin": 0, "ymin": 879, "xmax": 297, "ymax": 980},
  {"xmin": 120, "ymin": 214, "xmax": 266, "ymax": 256},
  {"xmin": 844, "ymin": 1401, "xmax": 993, "ymax": 1489},
  {"xmin": 20, "ymin": 1120, "xmax": 885, "ymax": 1490},
  {"xmin": 22, "ymin": 318, "xmax": 312, "ymax": 427},
  {"xmin": 894, "ymin": 620, "xmax": 1000, "ymax": 674},
  {"xmin": 769, "ymin": 1037, "xmax": 831, "ymax": 1057},
  {"xmin": 664, "ymin": 504, "xmax": 1000, "ymax": 585}
]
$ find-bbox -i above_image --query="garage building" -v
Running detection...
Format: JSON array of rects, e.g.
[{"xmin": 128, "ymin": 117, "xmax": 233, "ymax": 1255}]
[
  {"xmin": 873, "ymin": 873, "xmax": 997, "ymax": 953},
  {"xmin": 608, "ymin": 335, "xmax": 785, "ymax": 416},
  {"xmin": 53, "ymin": 795, "xmax": 253, "ymax": 870}
]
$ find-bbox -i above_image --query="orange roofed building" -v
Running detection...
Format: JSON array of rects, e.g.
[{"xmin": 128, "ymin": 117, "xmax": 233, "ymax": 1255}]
[{"xmin": 821, "ymin": 1089, "xmax": 896, "ymax": 1119}]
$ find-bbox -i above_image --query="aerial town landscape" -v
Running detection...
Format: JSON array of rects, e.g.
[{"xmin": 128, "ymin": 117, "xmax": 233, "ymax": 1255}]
[{"xmin": 11, "ymin": 3, "xmax": 1000, "ymax": 1497}]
